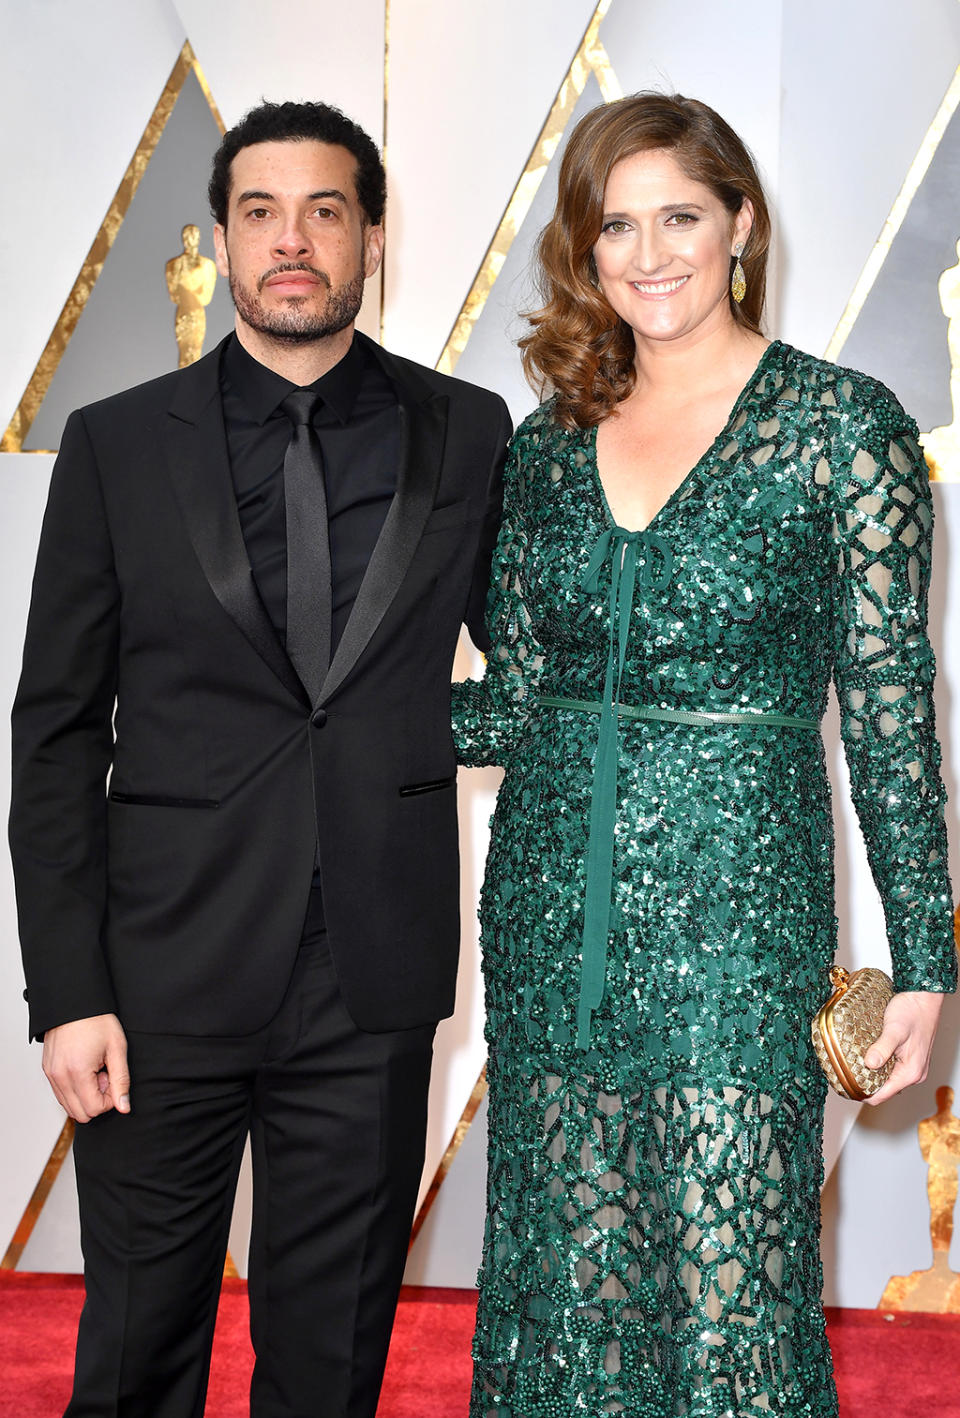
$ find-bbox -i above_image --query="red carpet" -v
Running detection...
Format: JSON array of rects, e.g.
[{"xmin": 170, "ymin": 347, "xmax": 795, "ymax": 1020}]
[{"xmin": 3, "ymin": 1274, "xmax": 960, "ymax": 1415}]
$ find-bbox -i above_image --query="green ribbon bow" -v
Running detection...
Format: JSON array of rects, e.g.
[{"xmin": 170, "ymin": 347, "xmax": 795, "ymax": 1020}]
[{"xmin": 576, "ymin": 526, "xmax": 673, "ymax": 1049}]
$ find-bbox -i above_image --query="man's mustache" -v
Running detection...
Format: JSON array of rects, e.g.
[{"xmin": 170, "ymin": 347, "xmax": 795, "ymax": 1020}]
[{"xmin": 257, "ymin": 263, "xmax": 331, "ymax": 292}]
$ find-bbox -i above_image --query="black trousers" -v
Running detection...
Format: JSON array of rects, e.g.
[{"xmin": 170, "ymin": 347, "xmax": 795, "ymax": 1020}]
[{"xmin": 66, "ymin": 894, "xmax": 436, "ymax": 1418}]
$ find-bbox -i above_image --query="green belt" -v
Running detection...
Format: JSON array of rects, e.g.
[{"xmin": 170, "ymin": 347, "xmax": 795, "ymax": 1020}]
[
  {"xmin": 537, "ymin": 696, "xmax": 819, "ymax": 732},
  {"xmin": 544, "ymin": 523, "xmax": 820, "ymax": 1051}
]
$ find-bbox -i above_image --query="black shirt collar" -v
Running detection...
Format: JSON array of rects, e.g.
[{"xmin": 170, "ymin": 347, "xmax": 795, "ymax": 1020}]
[{"xmin": 222, "ymin": 331, "xmax": 366, "ymax": 427}]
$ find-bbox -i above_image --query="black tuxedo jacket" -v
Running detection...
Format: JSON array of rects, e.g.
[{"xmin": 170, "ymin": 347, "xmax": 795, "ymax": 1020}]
[{"xmin": 9, "ymin": 333, "xmax": 510, "ymax": 1040}]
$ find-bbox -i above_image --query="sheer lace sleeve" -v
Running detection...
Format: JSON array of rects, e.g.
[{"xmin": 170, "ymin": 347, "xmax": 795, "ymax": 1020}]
[
  {"xmin": 830, "ymin": 386, "xmax": 956, "ymax": 993},
  {"xmin": 452, "ymin": 431, "xmax": 544, "ymax": 767}
]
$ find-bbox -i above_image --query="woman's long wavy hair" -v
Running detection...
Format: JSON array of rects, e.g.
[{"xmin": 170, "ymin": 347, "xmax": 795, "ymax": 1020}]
[{"xmin": 520, "ymin": 93, "xmax": 771, "ymax": 428}]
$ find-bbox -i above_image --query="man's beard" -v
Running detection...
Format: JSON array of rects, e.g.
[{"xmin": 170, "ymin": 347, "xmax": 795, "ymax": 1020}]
[{"xmin": 229, "ymin": 261, "xmax": 365, "ymax": 344}]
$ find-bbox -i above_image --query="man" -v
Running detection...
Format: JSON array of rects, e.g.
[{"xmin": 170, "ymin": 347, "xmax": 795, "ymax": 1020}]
[{"xmin": 10, "ymin": 100, "xmax": 510, "ymax": 1418}]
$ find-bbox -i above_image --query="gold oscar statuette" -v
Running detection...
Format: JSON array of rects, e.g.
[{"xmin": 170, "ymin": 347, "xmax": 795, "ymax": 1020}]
[
  {"xmin": 165, "ymin": 224, "xmax": 217, "ymax": 368},
  {"xmin": 920, "ymin": 237, "xmax": 960, "ymax": 480},
  {"xmin": 880, "ymin": 1085, "xmax": 960, "ymax": 1312}
]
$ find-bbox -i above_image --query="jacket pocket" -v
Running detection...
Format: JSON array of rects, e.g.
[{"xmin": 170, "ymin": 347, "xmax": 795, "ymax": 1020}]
[
  {"xmin": 109, "ymin": 791, "xmax": 220, "ymax": 809},
  {"xmin": 398, "ymin": 776, "xmax": 456, "ymax": 798}
]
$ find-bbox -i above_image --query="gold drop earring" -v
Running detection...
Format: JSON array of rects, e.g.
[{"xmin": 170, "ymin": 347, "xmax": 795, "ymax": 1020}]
[{"xmin": 731, "ymin": 243, "xmax": 746, "ymax": 304}]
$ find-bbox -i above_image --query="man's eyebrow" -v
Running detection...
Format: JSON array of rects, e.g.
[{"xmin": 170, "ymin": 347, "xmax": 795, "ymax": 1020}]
[{"xmin": 234, "ymin": 188, "xmax": 350, "ymax": 205}]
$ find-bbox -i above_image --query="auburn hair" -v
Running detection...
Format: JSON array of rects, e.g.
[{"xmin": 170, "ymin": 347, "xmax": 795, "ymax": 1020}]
[{"xmin": 520, "ymin": 93, "xmax": 771, "ymax": 428}]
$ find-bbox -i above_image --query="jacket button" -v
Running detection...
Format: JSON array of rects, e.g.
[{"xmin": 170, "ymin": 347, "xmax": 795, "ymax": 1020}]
[{"xmin": 311, "ymin": 707, "xmax": 327, "ymax": 727}]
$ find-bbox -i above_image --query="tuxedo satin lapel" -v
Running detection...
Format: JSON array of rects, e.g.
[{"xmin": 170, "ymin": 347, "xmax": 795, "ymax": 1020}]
[
  {"xmin": 319, "ymin": 394, "xmax": 449, "ymax": 704},
  {"xmin": 164, "ymin": 350, "xmax": 308, "ymax": 706}
]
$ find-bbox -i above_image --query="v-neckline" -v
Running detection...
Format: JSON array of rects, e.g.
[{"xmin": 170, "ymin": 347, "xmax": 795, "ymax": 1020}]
[{"xmin": 589, "ymin": 339, "xmax": 782, "ymax": 537}]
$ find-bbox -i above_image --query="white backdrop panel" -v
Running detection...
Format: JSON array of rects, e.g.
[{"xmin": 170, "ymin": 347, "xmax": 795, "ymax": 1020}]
[
  {"xmin": 382, "ymin": 0, "xmax": 599, "ymax": 367},
  {"xmin": 778, "ymin": 0, "xmax": 960, "ymax": 359},
  {"xmin": 0, "ymin": 0, "xmax": 185, "ymax": 430},
  {"xmin": 172, "ymin": 0, "xmax": 385, "ymax": 134}
]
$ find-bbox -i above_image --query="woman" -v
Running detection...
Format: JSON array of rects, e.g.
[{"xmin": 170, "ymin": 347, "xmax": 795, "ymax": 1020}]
[{"xmin": 452, "ymin": 93, "xmax": 955, "ymax": 1417}]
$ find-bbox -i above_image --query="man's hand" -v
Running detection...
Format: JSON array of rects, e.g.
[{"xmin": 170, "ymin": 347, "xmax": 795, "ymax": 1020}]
[
  {"xmin": 42, "ymin": 1014, "xmax": 130, "ymax": 1123},
  {"xmin": 862, "ymin": 991, "xmax": 945, "ymax": 1107}
]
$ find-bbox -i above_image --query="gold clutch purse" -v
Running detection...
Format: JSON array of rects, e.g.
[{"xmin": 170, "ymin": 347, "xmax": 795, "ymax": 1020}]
[{"xmin": 811, "ymin": 965, "xmax": 895, "ymax": 1100}]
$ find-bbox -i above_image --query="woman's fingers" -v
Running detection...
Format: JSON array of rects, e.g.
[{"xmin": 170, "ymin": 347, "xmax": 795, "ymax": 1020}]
[{"xmin": 862, "ymin": 991, "xmax": 944, "ymax": 1107}]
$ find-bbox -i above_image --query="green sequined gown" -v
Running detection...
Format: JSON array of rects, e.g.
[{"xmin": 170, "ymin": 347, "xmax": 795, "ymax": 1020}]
[{"xmin": 451, "ymin": 343, "xmax": 956, "ymax": 1418}]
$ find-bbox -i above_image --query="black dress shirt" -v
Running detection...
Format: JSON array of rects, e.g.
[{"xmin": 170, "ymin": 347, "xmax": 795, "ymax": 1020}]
[
  {"xmin": 221, "ymin": 333, "xmax": 401, "ymax": 900},
  {"xmin": 220, "ymin": 332, "xmax": 400, "ymax": 661}
]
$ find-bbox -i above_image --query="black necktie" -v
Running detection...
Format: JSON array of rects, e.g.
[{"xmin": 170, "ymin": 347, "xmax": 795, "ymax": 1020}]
[{"xmin": 280, "ymin": 390, "xmax": 332, "ymax": 702}]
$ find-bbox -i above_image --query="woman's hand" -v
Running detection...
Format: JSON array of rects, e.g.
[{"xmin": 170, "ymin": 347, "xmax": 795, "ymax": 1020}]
[{"xmin": 862, "ymin": 991, "xmax": 946, "ymax": 1106}]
